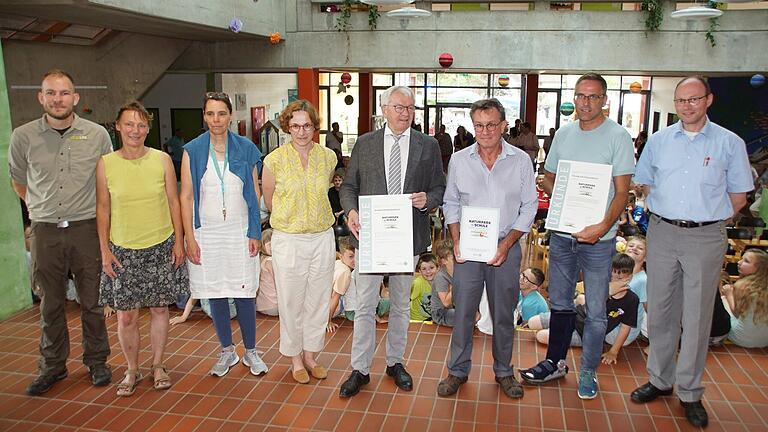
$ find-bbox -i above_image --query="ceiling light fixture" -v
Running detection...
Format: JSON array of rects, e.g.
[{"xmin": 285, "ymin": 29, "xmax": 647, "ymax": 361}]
[
  {"xmin": 361, "ymin": 0, "xmax": 414, "ymax": 5},
  {"xmin": 670, "ymin": 5, "xmax": 724, "ymax": 20},
  {"xmin": 387, "ymin": 7, "xmax": 432, "ymax": 18}
]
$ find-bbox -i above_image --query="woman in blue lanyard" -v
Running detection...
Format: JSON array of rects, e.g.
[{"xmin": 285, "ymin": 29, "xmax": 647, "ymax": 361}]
[{"xmin": 179, "ymin": 92, "xmax": 267, "ymax": 378}]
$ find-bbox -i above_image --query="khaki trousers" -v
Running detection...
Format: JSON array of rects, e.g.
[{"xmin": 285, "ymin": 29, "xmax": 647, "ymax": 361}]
[{"xmin": 271, "ymin": 228, "xmax": 335, "ymax": 356}]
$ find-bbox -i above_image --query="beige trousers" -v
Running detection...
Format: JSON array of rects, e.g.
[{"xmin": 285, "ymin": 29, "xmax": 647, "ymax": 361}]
[{"xmin": 271, "ymin": 228, "xmax": 335, "ymax": 356}]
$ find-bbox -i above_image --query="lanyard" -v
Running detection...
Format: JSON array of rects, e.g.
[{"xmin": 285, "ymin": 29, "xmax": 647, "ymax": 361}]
[{"xmin": 208, "ymin": 140, "xmax": 229, "ymax": 220}]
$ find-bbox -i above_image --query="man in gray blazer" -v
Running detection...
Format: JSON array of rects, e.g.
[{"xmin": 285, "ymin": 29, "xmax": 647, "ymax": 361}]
[{"xmin": 339, "ymin": 85, "xmax": 446, "ymax": 397}]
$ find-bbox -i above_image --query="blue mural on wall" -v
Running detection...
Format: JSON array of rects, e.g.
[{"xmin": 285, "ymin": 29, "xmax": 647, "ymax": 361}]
[{"xmin": 709, "ymin": 76, "xmax": 768, "ymax": 163}]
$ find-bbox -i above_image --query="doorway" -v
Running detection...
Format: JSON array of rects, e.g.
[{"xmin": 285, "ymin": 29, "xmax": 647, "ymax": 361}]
[
  {"xmin": 145, "ymin": 108, "xmax": 161, "ymax": 150},
  {"xmin": 435, "ymin": 104, "xmax": 473, "ymax": 141},
  {"xmin": 171, "ymin": 108, "xmax": 204, "ymax": 144}
]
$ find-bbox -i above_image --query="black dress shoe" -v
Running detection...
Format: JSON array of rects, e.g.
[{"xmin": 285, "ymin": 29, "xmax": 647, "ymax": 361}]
[
  {"xmin": 385, "ymin": 363, "xmax": 413, "ymax": 391},
  {"xmin": 88, "ymin": 363, "xmax": 112, "ymax": 387},
  {"xmin": 26, "ymin": 370, "xmax": 68, "ymax": 396},
  {"xmin": 630, "ymin": 382, "xmax": 673, "ymax": 403},
  {"xmin": 339, "ymin": 370, "xmax": 370, "ymax": 398},
  {"xmin": 680, "ymin": 400, "xmax": 708, "ymax": 428}
]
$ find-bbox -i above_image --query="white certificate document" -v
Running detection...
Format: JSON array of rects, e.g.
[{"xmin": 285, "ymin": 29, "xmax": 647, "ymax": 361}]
[
  {"xmin": 545, "ymin": 160, "xmax": 612, "ymax": 234},
  {"xmin": 460, "ymin": 206, "xmax": 500, "ymax": 262},
  {"xmin": 358, "ymin": 194, "xmax": 414, "ymax": 273}
]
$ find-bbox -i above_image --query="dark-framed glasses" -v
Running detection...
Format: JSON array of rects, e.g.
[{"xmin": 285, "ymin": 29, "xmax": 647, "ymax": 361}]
[
  {"xmin": 474, "ymin": 122, "xmax": 501, "ymax": 132},
  {"xmin": 520, "ymin": 272, "xmax": 536, "ymax": 285},
  {"xmin": 574, "ymin": 93, "xmax": 605, "ymax": 102},
  {"xmin": 673, "ymin": 94, "xmax": 709, "ymax": 106}
]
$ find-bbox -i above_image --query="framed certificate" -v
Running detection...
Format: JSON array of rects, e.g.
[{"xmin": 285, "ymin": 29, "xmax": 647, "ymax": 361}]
[
  {"xmin": 358, "ymin": 194, "xmax": 414, "ymax": 273},
  {"xmin": 545, "ymin": 160, "xmax": 612, "ymax": 234},
  {"xmin": 460, "ymin": 206, "xmax": 500, "ymax": 262}
]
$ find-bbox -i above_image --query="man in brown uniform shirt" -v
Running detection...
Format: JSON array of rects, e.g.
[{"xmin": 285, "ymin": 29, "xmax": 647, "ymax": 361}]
[{"xmin": 8, "ymin": 70, "xmax": 113, "ymax": 396}]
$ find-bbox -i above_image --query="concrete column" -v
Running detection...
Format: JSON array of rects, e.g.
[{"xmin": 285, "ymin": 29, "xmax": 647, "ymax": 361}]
[
  {"xmin": 525, "ymin": 73, "xmax": 539, "ymax": 130},
  {"xmin": 297, "ymin": 68, "xmax": 320, "ymax": 142},
  {"xmin": 357, "ymin": 72, "xmax": 372, "ymax": 135},
  {"xmin": 0, "ymin": 41, "xmax": 32, "ymax": 321}
]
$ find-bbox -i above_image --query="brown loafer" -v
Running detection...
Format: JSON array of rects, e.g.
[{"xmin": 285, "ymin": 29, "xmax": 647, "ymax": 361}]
[
  {"xmin": 292, "ymin": 368, "xmax": 310, "ymax": 384},
  {"xmin": 307, "ymin": 365, "xmax": 328, "ymax": 380}
]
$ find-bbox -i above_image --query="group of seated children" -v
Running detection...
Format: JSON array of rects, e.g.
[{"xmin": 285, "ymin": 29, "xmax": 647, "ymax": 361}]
[
  {"xmin": 408, "ymin": 240, "xmax": 457, "ymax": 327},
  {"xmin": 718, "ymin": 248, "xmax": 768, "ymax": 348}
]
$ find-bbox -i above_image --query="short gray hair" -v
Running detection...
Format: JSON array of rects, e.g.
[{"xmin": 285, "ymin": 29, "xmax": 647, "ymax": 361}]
[
  {"xmin": 470, "ymin": 98, "xmax": 506, "ymax": 121},
  {"xmin": 380, "ymin": 86, "xmax": 415, "ymax": 107}
]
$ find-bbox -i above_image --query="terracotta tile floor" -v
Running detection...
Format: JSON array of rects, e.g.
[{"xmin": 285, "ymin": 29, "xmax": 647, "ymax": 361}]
[{"xmin": 1, "ymin": 302, "xmax": 767, "ymax": 431}]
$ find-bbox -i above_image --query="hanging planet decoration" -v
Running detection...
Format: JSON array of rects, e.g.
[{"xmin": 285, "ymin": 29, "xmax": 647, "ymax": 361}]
[
  {"xmin": 269, "ymin": 32, "xmax": 281, "ymax": 44},
  {"xmin": 498, "ymin": 75, "xmax": 510, "ymax": 87},
  {"xmin": 229, "ymin": 18, "xmax": 243, "ymax": 33},
  {"xmin": 560, "ymin": 102, "xmax": 575, "ymax": 116},
  {"xmin": 629, "ymin": 82, "xmax": 642, "ymax": 93},
  {"xmin": 340, "ymin": 73, "xmax": 352, "ymax": 85},
  {"xmin": 438, "ymin": 53, "xmax": 453, "ymax": 68},
  {"xmin": 750, "ymin": 74, "xmax": 766, "ymax": 88},
  {"xmin": 344, "ymin": 95, "xmax": 354, "ymax": 105}
]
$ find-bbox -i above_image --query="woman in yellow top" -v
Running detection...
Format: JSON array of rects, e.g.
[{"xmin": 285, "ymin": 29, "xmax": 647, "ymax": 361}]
[
  {"xmin": 96, "ymin": 101, "xmax": 188, "ymax": 397},
  {"xmin": 262, "ymin": 100, "xmax": 337, "ymax": 384}
]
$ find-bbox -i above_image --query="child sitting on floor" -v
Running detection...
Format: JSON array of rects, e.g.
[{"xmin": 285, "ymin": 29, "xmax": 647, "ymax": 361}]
[
  {"xmin": 256, "ymin": 229, "xmax": 278, "ymax": 316},
  {"xmin": 518, "ymin": 267, "xmax": 549, "ymax": 326},
  {"xmin": 410, "ymin": 253, "xmax": 438, "ymax": 321},
  {"xmin": 528, "ymin": 253, "xmax": 639, "ymax": 365},
  {"xmin": 328, "ymin": 236, "xmax": 389, "ymax": 332},
  {"xmin": 720, "ymin": 249, "xmax": 768, "ymax": 348},
  {"xmin": 431, "ymin": 240, "xmax": 456, "ymax": 327}
]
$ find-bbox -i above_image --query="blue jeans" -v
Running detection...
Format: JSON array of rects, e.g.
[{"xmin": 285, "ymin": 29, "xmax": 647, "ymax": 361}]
[{"xmin": 547, "ymin": 234, "xmax": 614, "ymax": 371}]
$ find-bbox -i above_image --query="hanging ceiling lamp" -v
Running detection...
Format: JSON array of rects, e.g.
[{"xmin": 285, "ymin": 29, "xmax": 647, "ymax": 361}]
[
  {"xmin": 670, "ymin": 4, "xmax": 723, "ymax": 20},
  {"xmin": 387, "ymin": 7, "xmax": 432, "ymax": 18},
  {"xmin": 361, "ymin": 0, "xmax": 414, "ymax": 5}
]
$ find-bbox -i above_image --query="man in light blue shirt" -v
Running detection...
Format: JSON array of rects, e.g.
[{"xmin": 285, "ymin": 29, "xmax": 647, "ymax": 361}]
[
  {"xmin": 630, "ymin": 76, "xmax": 753, "ymax": 428},
  {"xmin": 519, "ymin": 73, "xmax": 635, "ymax": 401},
  {"xmin": 437, "ymin": 98, "xmax": 537, "ymax": 400}
]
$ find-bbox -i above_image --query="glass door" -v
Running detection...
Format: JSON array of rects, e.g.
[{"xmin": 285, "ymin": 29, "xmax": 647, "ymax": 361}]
[
  {"xmin": 435, "ymin": 104, "xmax": 474, "ymax": 141},
  {"xmin": 536, "ymin": 90, "xmax": 560, "ymax": 136}
]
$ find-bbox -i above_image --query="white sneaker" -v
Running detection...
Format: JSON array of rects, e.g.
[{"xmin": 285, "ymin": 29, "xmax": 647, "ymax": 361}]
[
  {"xmin": 242, "ymin": 349, "xmax": 269, "ymax": 376},
  {"xmin": 210, "ymin": 347, "xmax": 240, "ymax": 377}
]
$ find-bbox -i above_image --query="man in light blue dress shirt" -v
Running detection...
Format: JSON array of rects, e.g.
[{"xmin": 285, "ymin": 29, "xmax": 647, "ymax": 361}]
[
  {"xmin": 437, "ymin": 98, "xmax": 537, "ymax": 399},
  {"xmin": 630, "ymin": 76, "xmax": 753, "ymax": 428}
]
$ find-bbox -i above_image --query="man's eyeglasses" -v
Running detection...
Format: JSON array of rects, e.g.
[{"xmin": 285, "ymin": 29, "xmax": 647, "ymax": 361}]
[
  {"xmin": 673, "ymin": 95, "xmax": 709, "ymax": 106},
  {"xmin": 289, "ymin": 123, "xmax": 315, "ymax": 132},
  {"xmin": 474, "ymin": 122, "xmax": 501, "ymax": 132},
  {"xmin": 385, "ymin": 104, "xmax": 416, "ymax": 114},
  {"xmin": 520, "ymin": 272, "xmax": 536, "ymax": 285},
  {"xmin": 574, "ymin": 93, "xmax": 605, "ymax": 102}
]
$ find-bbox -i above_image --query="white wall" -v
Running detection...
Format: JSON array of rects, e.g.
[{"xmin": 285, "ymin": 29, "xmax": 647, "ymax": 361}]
[
  {"xmin": 221, "ymin": 73, "xmax": 298, "ymax": 140},
  {"xmin": 649, "ymin": 76, "xmax": 684, "ymax": 134},
  {"xmin": 141, "ymin": 73, "xmax": 207, "ymax": 144}
]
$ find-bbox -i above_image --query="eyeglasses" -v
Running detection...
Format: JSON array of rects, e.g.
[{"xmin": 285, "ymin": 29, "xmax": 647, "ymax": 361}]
[
  {"xmin": 574, "ymin": 93, "xmax": 605, "ymax": 102},
  {"xmin": 474, "ymin": 122, "xmax": 501, "ymax": 132},
  {"xmin": 673, "ymin": 94, "xmax": 709, "ymax": 106},
  {"xmin": 520, "ymin": 272, "xmax": 536, "ymax": 285},
  {"xmin": 385, "ymin": 104, "xmax": 416, "ymax": 114},
  {"xmin": 289, "ymin": 123, "xmax": 315, "ymax": 132}
]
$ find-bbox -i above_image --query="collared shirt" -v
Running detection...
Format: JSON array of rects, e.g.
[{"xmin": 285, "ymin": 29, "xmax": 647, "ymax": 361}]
[
  {"xmin": 544, "ymin": 117, "xmax": 635, "ymax": 240},
  {"xmin": 443, "ymin": 140, "xmax": 537, "ymax": 237},
  {"xmin": 383, "ymin": 125, "xmax": 410, "ymax": 192},
  {"xmin": 263, "ymin": 142, "xmax": 337, "ymax": 234},
  {"xmin": 634, "ymin": 118, "xmax": 753, "ymax": 222},
  {"xmin": 8, "ymin": 114, "xmax": 112, "ymax": 223}
]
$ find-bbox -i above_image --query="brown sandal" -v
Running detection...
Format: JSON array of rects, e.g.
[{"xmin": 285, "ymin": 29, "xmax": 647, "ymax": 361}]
[
  {"xmin": 116, "ymin": 370, "xmax": 142, "ymax": 397},
  {"xmin": 152, "ymin": 364, "xmax": 172, "ymax": 391}
]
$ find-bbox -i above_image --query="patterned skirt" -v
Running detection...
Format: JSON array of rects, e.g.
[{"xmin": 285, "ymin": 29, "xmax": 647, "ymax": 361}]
[{"xmin": 100, "ymin": 235, "xmax": 190, "ymax": 310}]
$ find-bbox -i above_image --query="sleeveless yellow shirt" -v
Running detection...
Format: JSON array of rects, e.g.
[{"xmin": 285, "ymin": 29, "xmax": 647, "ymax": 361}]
[{"xmin": 102, "ymin": 148, "xmax": 174, "ymax": 249}]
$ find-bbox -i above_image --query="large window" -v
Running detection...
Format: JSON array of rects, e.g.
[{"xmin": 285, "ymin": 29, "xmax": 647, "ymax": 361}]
[{"xmin": 538, "ymin": 74, "xmax": 651, "ymax": 138}]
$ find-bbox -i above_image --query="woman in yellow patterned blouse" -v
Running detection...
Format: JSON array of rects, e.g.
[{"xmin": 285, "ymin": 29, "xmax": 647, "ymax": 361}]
[{"xmin": 262, "ymin": 100, "xmax": 337, "ymax": 384}]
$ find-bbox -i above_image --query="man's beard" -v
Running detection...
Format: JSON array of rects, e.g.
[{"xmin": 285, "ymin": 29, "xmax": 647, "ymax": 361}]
[{"xmin": 45, "ymin": 106, "xmax": 73, "ymax": 120}]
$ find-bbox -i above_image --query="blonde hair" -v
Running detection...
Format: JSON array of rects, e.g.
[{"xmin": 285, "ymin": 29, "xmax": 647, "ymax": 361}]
[
  {"xmin": 732, "ymin": 249, "xmax": 768, "ymax": 325},
  {"xmin": 433, "ymin": 239, "xmax": 454, "ymax": 261},
  {"xmin": 260, "ymin": 229, "xmax": 273, "ymax": 255}
]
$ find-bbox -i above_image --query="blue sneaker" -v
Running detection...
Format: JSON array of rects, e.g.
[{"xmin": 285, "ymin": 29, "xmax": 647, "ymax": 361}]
[{"xmin": 578, "ymin": 369, "xmax": 598, "ymax": 399}]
